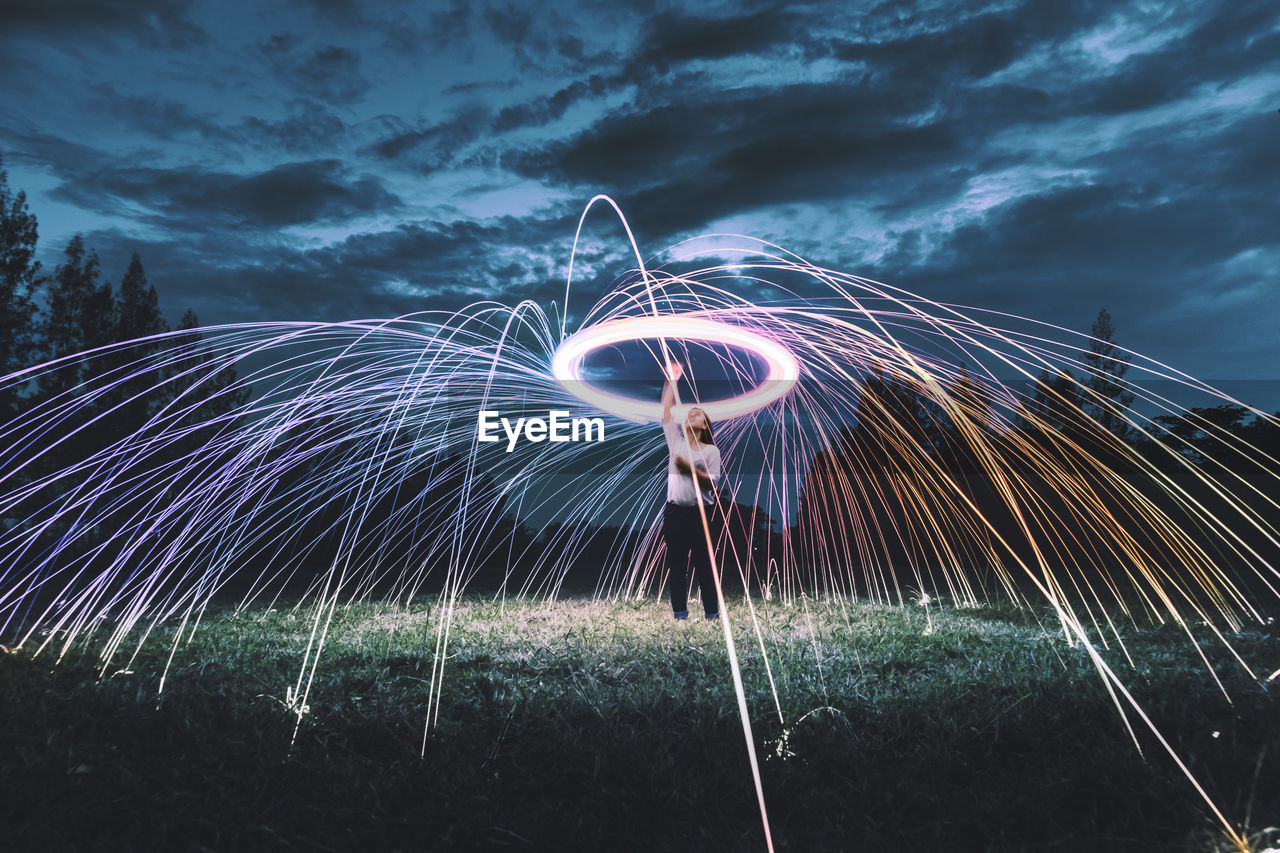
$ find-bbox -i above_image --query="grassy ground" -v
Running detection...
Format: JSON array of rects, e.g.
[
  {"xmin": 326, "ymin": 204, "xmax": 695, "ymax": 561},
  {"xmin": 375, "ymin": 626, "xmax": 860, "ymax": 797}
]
[{"xmin": 3, "ymin": 594, "xmax": 1279, "ymax": 852}]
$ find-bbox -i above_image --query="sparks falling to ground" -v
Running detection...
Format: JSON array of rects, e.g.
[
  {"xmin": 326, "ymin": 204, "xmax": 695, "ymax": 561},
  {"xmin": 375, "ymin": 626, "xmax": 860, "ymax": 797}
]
[{"xmin": 1, "ymin": 198, "xmax": 1277, "ymax": 850}]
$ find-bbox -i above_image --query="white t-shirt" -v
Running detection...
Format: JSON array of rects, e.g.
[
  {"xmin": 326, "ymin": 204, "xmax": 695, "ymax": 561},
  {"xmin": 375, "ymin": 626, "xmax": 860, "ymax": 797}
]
[{"xmin": 663, "ymin": 418, "xmax": 722, "ymax": 506}]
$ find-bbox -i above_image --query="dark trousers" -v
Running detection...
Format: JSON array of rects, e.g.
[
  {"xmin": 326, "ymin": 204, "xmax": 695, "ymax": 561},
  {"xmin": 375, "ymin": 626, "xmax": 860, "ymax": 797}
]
[{"xmin": 663, "ymin": 502, "xmax": 719, "ymax": 616}]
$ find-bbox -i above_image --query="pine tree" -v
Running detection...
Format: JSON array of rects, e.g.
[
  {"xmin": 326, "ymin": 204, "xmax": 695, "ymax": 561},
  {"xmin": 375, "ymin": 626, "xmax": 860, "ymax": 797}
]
[
  {"xmin": 110, "ymin": 253, "xmax": 170, "ymax": 436},
  {"xmin": 167, "ymin": 308, "xmax": 251, "ymax": 428},
  {"xmin": 38, "ymin": 235, "xmax": 104, "ymax": 403},
  {"xmin": 0, "ymin": 157, "xmax": 42, "ymax": 419},
  {"xmin": 1080, "ymin": 308, "xmax": 1134, "ymax": 440},
  {"xmin": 82, "ymin": 271, "xmax": 116, "ymax": 353},
  {"xmin": 116, "ymin": 254, "xmax": 167, "ymax": 344}
]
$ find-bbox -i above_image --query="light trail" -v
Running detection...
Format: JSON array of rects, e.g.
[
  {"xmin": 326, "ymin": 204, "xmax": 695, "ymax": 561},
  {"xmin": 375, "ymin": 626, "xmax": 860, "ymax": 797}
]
[
  {"xmin": 0, "ymin": 200, "xmax": 1276, "ymax": 849},
  {"xmin": 552, "ymin": 314, "xmax": 799, "ymax": 422}
]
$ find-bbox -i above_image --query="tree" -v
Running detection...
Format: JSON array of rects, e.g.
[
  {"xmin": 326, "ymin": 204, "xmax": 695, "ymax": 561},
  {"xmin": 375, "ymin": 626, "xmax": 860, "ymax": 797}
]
[
  {"xmin": 82, "ymin": 265, "xmax": 116, "ymax": 353},
  {"xmin": 163, "ymin": 308, "xmax": 252, "ymax": 431},
  {"xmin": 37, "ymin": 234, "xmax": 112, "ymax": 403},
  {"xmin": 116, "ymin": 254, "xmax": 168, "ymax": 344},
  {"xmin": 1150, "ymin": 404, "xmax": 1251, "ymax": 467},
  {"xmin": 1026, "ymin": 367, "xmax": 1083, "ymax": 437},
  {"xmin": 0, "ymin": 157, "xmax": 42, "ymax": 419},
  {"xmin": 1080, "ymin": 308, "xmax": 1134, "ymax": 440},
  {"xmin": 108, "ymin": 253, "xmax": 170, "ymax": 438}
]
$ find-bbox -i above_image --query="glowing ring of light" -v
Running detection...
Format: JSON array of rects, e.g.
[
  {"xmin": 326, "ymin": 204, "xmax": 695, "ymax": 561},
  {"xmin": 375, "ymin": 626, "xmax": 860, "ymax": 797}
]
[{"xmin": 552, "ymin": 315, "xmax": 799, "ymax": 423}]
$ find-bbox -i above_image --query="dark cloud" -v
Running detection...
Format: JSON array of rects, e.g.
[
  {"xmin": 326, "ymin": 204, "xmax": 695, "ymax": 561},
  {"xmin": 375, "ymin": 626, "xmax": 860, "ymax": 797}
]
[
  {"xmin": 368, "ymin": 72, "xmax": 619, "ymax": 165},
  {"xmin": 554, "ymin": 34, "xmax": 588, "ymax": 65},
  {"xmin": 503, "ymin": 80, "xmax": 975, "ymax": 235},
  {"xmin": 360, "ymin": 7, "xmax": 821, "ymax": 157},
  {"xmin": 481, "ymin": 2, "xmax": 537, "ymax": 48},
  {"xmin": 1084, "ymin": 53, "xmax": 1194, "ymax": 116},
  {"xmin": 0, "ymin": 0, "xmax": 206, "ymax": 48},
  {"xmin": 0, "ymin": 126, "xmax": 115, "ymax": 179},
  {"xmin": 442, "ymin": 78, "xmax": 519, "ymax": 96},
  {"xmin": 477, "ymin": 1, "xmax": 568, "ymax": 70},
  {"xmin": 363, "ymin": 105, "xmax": 491, "ymax": 168},
  {"xmin": 926, "ymin": 183, "xmax": 1240, "ymax": 287},
  {"xmin": 636, "ymin": 7, "xmax": 801, "ymax": 68},
  {"xmin": 492, "ymin": 76, "xmax": 610, "ymax": 133},
  {"xmin": 875, "ymin": 112, "xmax": 1280, "ymax": 372},
  {"xmin": 423, "ymin": 0, "xmax": 474, "ymax": 50},
  {"xmin": 258, "ymin": 38, "xmax": 371, "ymax": 104},
  {"xmin": 53, "ymin": 160, "xmax": 403, "ymax": 230},
  {"xmin": 87, "ymin": 83, "xmax": 237, "ymax": 144},
  {"xmin": 1076, "ymin": 1, "xmax": 1280, "ymax": 116},
  {"xmin": 287, "ymin": 0, "xmax": 363, "ymax": 24},
  {"xmin": 835, "ymin": 15, "xmax": 1017, "ymax": 81},
  {"xmin": 234, "ymin": 102, "xmax": 350, "ymax": 155},
  {"xmin": 494, "ymin": 0, "xmax": 1275, "ymax": 253},
  {"xmin": 1070, "ymin": 111, "xmax": 1279, "ymax": 216}
]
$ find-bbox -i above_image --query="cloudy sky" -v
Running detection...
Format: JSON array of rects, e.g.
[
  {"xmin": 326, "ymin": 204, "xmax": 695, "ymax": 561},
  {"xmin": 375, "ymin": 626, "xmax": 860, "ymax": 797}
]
[{"xmin": 2, "ymin": 0, "xmax": 1277, "ymax": 397}]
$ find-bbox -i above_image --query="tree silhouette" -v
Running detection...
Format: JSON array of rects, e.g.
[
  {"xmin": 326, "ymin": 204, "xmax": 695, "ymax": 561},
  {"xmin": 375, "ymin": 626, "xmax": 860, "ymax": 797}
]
[
  {"xmin": 38, "ymin": 235, "xmax": 108, "ymax": 403},
  {"xmin": 100, "ymin": 254, "xmax": 171, "ymax": 443},
  {"xmin": 1080, "ymin": 308, "xmax": 1134, "ymax": 440},
  {"xmin": 0, "ymin": 156, "xmax": 42, "ymax": 421}
]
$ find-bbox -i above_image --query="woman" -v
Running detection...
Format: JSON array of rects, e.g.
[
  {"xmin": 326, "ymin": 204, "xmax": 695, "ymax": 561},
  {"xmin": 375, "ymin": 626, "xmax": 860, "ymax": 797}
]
[{"xmin": 660, "ymin": 362, "xmax": 723, "ymax": 620}]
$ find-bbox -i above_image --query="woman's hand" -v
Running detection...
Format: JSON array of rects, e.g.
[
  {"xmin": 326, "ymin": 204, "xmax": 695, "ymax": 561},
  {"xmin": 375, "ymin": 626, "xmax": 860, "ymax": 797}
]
[{"xmin": 661, "ymin": 362, "xmax": 682, "ymax": 423}]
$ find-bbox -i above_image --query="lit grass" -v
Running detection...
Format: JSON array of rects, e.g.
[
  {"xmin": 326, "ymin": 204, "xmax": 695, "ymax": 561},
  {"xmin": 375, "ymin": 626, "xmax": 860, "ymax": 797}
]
[{"xmin": 2, "ymin": 594, "xmax": 1278, "ymax": 851}]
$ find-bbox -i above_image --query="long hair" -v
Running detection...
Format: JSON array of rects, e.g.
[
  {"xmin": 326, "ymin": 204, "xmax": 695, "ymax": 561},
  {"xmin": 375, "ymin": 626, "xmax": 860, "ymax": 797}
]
[{"xmin": 686, "ymin": 407, "xmax": 715, "ymax": 446}]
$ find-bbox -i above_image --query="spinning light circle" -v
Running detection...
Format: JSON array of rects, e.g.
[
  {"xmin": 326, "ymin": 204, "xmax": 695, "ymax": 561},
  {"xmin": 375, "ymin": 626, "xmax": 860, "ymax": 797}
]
[{"xmin": 552, "ymin": 315, "xmax": 800, "ymax": 422}]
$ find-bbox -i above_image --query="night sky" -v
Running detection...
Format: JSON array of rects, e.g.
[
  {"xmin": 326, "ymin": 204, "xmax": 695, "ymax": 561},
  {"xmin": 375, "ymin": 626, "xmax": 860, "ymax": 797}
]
[{"xmin": 2, "ymin": 0, "xmax": 1277, "ymax": 398}]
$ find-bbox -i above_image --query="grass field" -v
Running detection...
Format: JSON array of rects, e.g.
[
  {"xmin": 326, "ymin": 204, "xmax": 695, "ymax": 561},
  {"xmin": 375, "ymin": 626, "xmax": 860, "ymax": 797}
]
[{"xmin": 3, "ymin": 593, "xmax": 1279, "ymax": 851}]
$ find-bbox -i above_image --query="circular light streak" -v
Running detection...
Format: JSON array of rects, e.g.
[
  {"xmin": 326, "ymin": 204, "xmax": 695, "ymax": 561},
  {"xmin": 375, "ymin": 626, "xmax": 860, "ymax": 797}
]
[{"xmin": 552, "ymin": 315, "xmax": 800, "ymax": 422}]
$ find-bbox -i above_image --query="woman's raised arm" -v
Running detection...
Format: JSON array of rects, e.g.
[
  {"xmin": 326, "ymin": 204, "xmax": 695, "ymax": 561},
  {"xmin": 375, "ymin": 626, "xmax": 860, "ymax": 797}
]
[{"xmin": 661, "ymin": 361, "xmax": 682, "ymax": 424}]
